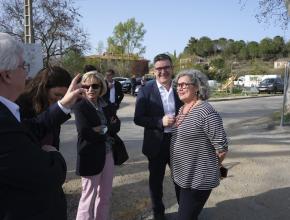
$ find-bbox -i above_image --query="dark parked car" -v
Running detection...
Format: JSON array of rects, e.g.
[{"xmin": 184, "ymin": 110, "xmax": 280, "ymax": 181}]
[
  {"xmin": 113, "ymin": 77, "xmax": 131, "ymax": 93},
  {"xmin": 134, "ymin": 76, "xmax": 155, "ymax": 96},
  {"xmin": 258, "ymin": 77, "xmax": 284, "ymax": 94}
]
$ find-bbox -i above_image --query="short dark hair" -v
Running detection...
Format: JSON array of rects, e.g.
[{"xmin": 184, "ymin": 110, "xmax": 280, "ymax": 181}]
[
  {"xmin": 83, "ymin": 64, "xmax": 97, "ymax": 73},
  {"xmin": 106, "ymin": 69, "xmax": 115, "ymax": 75},
  {"xmin": 153, "ymin": 53, "xmax": 172, "ymax": 65}
]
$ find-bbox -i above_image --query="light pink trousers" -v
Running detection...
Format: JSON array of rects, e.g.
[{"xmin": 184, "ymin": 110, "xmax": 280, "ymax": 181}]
[{"xmin": 76, "ymin": 152, "xmax": 114, "ymax": 220}]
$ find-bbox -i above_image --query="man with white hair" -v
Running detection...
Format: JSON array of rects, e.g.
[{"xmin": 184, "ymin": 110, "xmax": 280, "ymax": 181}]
[{"xmin": 0, "ymin": 32, "xmax": 83, "ymax": 220}]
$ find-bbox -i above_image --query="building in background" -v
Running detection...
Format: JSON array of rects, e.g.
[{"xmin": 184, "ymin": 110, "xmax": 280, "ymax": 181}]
[
  {"xmin": 86, "ymin": 53, "xmax": 149, "ymax": 77},
  {"xmin": 274, "ymin": 58, "xmax": 290, "ymax": 69}
]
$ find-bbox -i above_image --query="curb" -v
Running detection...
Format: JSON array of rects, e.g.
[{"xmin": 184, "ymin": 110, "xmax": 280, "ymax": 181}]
[{"xmin": 209, "ymin": 94, "xmax": 277, "ymax": 102}]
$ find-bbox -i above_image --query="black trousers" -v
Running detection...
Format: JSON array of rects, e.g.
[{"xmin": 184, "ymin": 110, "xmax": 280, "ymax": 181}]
[
  {"xmin": 108, "ymin": 102, "xmax": 118, "ymax": 115},
  {"xmin": 148, "ymin": 133, "xmax": 179, "ymax": 215},
  {"xmin": 177, "ymin": 186, "xmax": 211, "ymax": 220}
]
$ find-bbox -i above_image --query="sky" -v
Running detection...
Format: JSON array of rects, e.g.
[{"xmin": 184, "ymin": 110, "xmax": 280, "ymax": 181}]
[{"xmin": 75, "ymin": 0, "xmax": 290, "ymax": 62}]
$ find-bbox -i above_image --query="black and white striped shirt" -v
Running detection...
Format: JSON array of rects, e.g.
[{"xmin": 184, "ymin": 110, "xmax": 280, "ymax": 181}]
[{"xmin": 170, "ymin": 101, "xmax": 228, "ymax": 190}]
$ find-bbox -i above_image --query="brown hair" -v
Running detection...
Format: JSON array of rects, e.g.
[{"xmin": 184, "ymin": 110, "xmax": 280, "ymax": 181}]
[{"xmin": 18, "ymin": 66, "xmax": 72, "ymax": 114}]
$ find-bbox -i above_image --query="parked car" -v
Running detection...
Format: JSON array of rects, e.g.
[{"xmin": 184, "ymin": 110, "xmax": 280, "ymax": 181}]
[
  {"xmin": 134, "ymin": 76, "xmax": 154, "ymax": 96},
  {"xmin": 113, "ymin": 77, "xmax": 131, "ymax": 93},
  {"xmin": 258, "ymin": 77, "xmax": 284, "ymax": 94}
]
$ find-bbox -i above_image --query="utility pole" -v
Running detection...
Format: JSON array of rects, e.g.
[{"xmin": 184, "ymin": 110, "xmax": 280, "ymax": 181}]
[{"xmin": 24, "ymin": 0, "xmax": 34, "ymax": 43}]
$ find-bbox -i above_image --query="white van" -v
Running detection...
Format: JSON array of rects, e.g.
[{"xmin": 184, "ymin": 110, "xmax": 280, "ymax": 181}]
[{"xmin": 234, "ymin": 75, "xmax": 280, "ymax": 87}]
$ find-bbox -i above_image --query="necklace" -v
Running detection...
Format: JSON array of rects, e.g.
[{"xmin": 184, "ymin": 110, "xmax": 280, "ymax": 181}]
[{"xmin": 175, "ymin": 100, "xmax": 200, "ymax": 127}]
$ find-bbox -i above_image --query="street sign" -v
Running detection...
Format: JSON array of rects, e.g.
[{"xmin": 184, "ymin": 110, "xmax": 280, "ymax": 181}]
[{"xmin": 23, "ymin": 43, "xmax": 43, "ymax": 78}]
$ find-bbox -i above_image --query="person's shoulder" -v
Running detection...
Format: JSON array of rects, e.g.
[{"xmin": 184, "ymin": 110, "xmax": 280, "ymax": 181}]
[
  {"xmin": 198, "ymin": 101, "xmax": 218, "ymax": 116},
  {"xmin": 72, "ymin": 98, "xmax": 90, "ymax": 110},
  {"xmin": 0, "ymin": 104, "xmax": 20, "ymax": 134},
  {"xmin": 17, "ymin": 94, "xmax": 36, "ymax": 118},
  {"xmin": 138, "ymin": 80, "xmax": 154, "ymax": 94},
  {"xmin": 115, "ymin": 80, "xmax": 121, "ymax": 86},
  {"xmin": 144, "ymin": 79, "xmax": 156, "ymax": 89},
  {"xmin": 16, "ymin": 93, "xmax": 32, "ymax": 108}
]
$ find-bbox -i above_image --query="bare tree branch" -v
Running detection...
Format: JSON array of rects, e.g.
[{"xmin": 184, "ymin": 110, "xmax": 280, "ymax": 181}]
[{"xmin": 0, "ymin": 0, "xmax": 89, "ymax": 65}]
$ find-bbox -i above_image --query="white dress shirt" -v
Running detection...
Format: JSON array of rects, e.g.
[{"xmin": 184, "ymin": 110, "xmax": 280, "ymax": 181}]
[
  {"xmin": 156, "ymin": 80, "xmax": 176, "ymax": 133},
  {"xmin": 109, "ymin": 81, "xmax": 116, "ymax": 103}
]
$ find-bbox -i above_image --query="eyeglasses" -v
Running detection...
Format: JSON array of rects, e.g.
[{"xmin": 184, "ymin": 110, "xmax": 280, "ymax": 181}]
[
  {"xmin": 176, "ymin": 82, "xmax": 194, "ymax": 89},
  {"xmin": 154, "ymin": 65, "xmax": 172, "ymax": 72},
  {"xmin": 82, "ymin": 84, "xmax": 101, "ymax": 90},
  {"xmin": 17, "ymin": 62, "xmax": 30, "ymax": 73}
]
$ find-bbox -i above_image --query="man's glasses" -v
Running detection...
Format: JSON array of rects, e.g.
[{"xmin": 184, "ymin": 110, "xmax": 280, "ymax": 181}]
[
  {"xmin": 176, "ymin": 82, "xmax": 194, "ymax": 89},
  {"xmin": 82, "ymin": 84, "xmax": 101, "ymax": 90},
  {"xmin": 154, "ymin": 65, "xmax": 172, "ymax": 72},
  {"xmin": 17, "ymin": 62, "xmax": 30, "ymax": 73}
]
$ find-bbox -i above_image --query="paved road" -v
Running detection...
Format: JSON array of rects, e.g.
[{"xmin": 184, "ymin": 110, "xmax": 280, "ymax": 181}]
[
  {"xmin": 60, "ymin": 95, "xmax": 290, "ymax": 220},
  {"xmin": 60, "ymin": 95, "xmax": 284, "ymax": 171}
]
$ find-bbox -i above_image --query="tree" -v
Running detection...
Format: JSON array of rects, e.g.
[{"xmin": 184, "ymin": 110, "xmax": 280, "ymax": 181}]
[
  {"xmin": 61, "ymin": 48, "xmax": 85, "ymax": 74},
  {"xmin": 247, "ymin": 41, "xmax": 260, "ymax": 59},
  {"xmin": 184, "ymin": 37, "xmax": 198, "ymax": 55},
  {"xmin": 221, "ymin": 40, "xmax": 245, "ymax": 59},
  {"xmin": 259, "ymin": 37, "xmax": 276, "ymax": 60},
  {"xmin": 285, "ymin": 40, "xmax": 290, "ymax": 55},
  {"xmin": 240, "ymin": 0, "xmax": 289, "ymax": 29},
  {"xmin": 107, "ymin": 18, "xmax": 146, "ymax": 56},
  {"xmin": 0, "ymin": 0, "xmax": 89, "ymax": 65},
  {"xmin": 272, "ymin": 35, "xmax": 286, "ymax": 56},
  {"xmin": 208, "ymin": 57, "xmax": 226, "ymax": 80},
  {"xmin": 238, "ymin": 47, "xmax": 249, "ymax": 60},
  {"xmin": 195, "ymin": 36, "xmax": 214, "ymax": 57}
]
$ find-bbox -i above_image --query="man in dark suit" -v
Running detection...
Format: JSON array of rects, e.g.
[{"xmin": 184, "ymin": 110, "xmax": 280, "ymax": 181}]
[
  {"xmin": 0, "ymin": 32, "xmax": 83, "ymax": 220},
  {"xmin": 103, "ymin": 69, "xmax": 124, "ymax": 114},
  {"xmin": 134, "ymin": 53, "xmax": 182, "ymax": 220}
]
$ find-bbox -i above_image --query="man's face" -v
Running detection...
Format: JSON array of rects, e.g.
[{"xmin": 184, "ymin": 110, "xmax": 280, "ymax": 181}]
[
  {"xmin": 9, "ymin": 57, "xmax": 27, "ymax": 100},
  {"xmin": 106, "ymin": 73, "xmax": 113, "ymax": 82},
  {"xmin": 48, "ymin": 87, "xmax": 68, "ymax": 106},
  {"xmin": 154, "ymin": 59, "xmax": 173, "ymax": 86}
]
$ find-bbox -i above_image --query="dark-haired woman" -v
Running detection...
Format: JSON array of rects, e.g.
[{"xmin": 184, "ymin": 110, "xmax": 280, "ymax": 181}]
[
  {"xmin": 17, "ymin": 66, "xmax": 72, "ymax": 149},
  {"xmin": 16, "ymin": 66, "xmax": 73, "ymax": 220}
]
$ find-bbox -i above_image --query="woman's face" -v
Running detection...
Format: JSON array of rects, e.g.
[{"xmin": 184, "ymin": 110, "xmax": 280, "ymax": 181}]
[
  {"xmin": 177, "ymin": 75, "xmax": 198, "ymax": 103},
  {"xmin": 48, "ymin": 87, "xmax": 68, "ymax": 106},
  {"xmin": 82, "ymin": 78, "xmax": 102, "ymax": 102}
]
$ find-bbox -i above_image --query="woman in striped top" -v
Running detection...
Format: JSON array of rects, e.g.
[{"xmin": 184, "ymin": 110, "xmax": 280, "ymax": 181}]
[{"xmin": 170, "ymin": 69, "xmax": 228, "ymax": 220}]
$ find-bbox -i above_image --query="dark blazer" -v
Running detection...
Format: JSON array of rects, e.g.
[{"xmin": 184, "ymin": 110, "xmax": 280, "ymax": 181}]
[
  {"xmin": 0, "ymin": 101, "xmax": 67, "ymax": 220},
  {"xmin": 73, "ymin": 98, "xmax": 118, "ymax": 176},
  {"xmin": 134, "ymin": 80, "xmax": 182, "ymax": 158},
  {"xmin": 103, "ymin": 80, "xmax": 124, "ymax": 109},
  {"xmin": 16, "ymin": 95, "xmax": 71, "ymax": 149}
]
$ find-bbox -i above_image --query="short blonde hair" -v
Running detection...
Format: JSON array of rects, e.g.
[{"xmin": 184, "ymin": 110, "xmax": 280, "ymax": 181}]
[{"xmin": 82, "ymin": 71, "xmax": 107, "ymax": 97}]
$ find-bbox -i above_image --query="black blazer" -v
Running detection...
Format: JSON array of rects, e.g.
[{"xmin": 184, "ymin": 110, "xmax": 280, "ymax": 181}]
[
  {"xmin": 134, "ymin": 80, "xmax": 182, "ymax": 158},
  {"xmin": 103, "ymin": 80, "xmax": 124, "ymax": 109},
  {"xmin": 73, "ymin": 98, "xmax": 117, "ymax": 176},
  {"xmin": 16, "ymin": 95, "xmax": 71, "ymax": 149},
  {"xmin": 0, "ymin": 102, "xmax": 67, "ymax": 220}
]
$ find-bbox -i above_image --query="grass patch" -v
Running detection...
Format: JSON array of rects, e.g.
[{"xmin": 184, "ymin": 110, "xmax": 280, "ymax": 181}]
[{"xmin": 272, "ymin": 111, "xmax": 290, "ymax": 125}]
